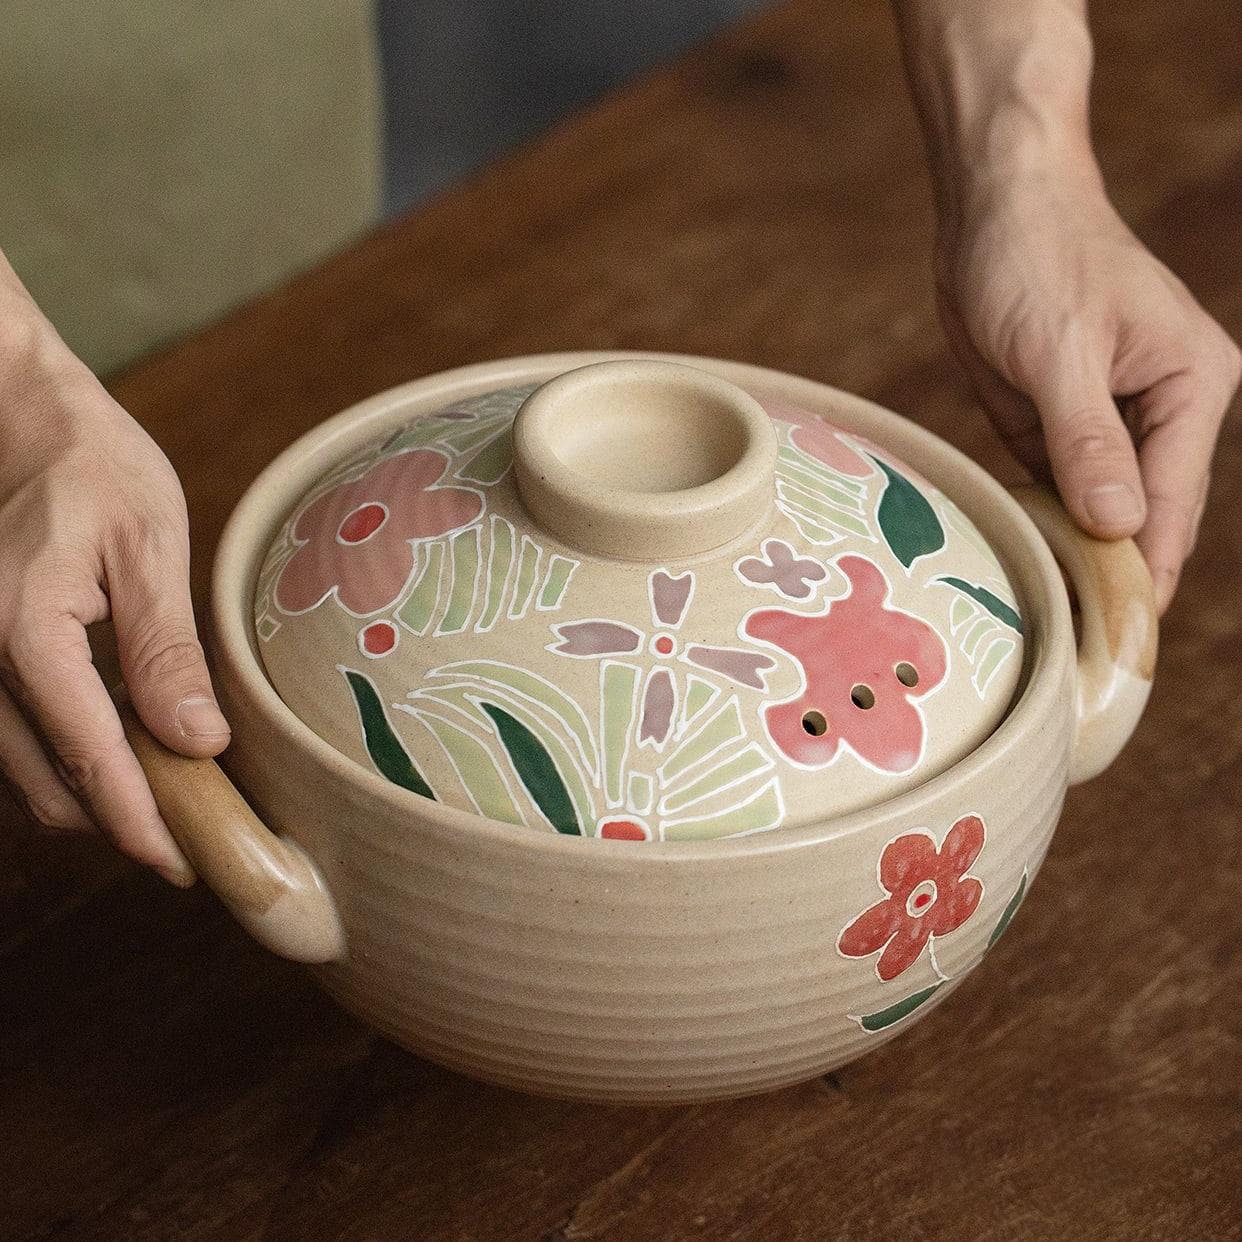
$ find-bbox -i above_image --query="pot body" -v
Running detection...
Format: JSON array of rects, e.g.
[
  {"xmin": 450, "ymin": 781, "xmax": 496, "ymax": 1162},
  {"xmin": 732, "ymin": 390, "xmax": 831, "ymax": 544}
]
[
  {"xmin": 211, "ymin": 352, "xmax": 1078, "ymax": 1103},
  {"xmin": 217, "ymin": 679, "xmax": 1067, "ymax": 1101}
]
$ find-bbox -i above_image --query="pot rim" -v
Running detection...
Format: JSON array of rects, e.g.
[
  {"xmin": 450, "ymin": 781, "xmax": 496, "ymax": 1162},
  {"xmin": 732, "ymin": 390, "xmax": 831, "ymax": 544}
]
[{"xmin": 211, "ymin": 350, "xmax": 1070, "ymax": 859}]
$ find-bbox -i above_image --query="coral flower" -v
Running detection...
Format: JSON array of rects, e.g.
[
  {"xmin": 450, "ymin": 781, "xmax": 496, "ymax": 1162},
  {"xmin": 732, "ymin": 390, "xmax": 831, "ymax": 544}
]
[
  {"xmin": 276, "ymin": 449, "xmax": 483, "ymax": 617},
  {"xmin": 837, "ymin": 814, "xmax": 985, "ymax": 981}
]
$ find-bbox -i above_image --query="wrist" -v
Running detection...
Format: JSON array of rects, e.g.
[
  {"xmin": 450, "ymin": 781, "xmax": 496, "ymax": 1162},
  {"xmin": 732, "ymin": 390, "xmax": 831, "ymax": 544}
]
[{"xmin": 894, "ymin": 1, "xmax": 1101, "ymax": 223}]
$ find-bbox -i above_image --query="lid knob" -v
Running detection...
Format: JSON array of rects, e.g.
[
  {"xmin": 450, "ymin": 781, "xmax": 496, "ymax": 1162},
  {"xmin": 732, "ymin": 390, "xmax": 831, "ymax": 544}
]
[{"xmin": 512, "ymin": 360, "xmax": 778, "ymax": 560}]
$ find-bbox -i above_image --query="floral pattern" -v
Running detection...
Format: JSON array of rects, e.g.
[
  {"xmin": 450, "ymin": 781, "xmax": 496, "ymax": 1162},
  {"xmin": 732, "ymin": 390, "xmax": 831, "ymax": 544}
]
[
  {"xmin": 736, "ymin": 539, "xmax": 827, "ymax": 600},
  {"xmin": 838, "ymin": 814, "xmax": 985, "ymax": 981},
  {"xmin": 549, "ymin": 569, "xmax": 776, "ymax": 749},
  {"xmin": 763, "ymin": 400, "xmax": 871, "ymax": 477},
  {"xmin": 257, "ymin": 381, "xmax": 1023, "ymax": 847},
  {"xmin": 744, "ymin": 554, "xmax": 947, "ymax": 773},
  {"xmin": 275, "ymin": 449, "xmax": 484, "ymax": 617}
]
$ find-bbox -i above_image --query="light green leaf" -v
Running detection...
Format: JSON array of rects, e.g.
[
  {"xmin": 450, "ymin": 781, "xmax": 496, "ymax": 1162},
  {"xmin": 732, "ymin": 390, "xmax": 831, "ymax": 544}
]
[{"xmin": 938, "ymin": 576, "xmax": 1023, "ymax": 634}]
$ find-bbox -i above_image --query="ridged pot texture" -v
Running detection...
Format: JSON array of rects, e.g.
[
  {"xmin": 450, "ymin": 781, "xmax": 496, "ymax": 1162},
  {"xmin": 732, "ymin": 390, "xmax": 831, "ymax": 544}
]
[{"xmin": 211, "ymin": 353, "xmax": 1077, "ymax": 1103}]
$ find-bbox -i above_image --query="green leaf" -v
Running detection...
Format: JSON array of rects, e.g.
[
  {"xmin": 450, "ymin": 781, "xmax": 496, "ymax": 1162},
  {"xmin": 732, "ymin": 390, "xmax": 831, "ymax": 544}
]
[
  {"xmin": 342, "ymin": 669, "xmax": 435, "ymax": 800},
  {"xmin": 938, "ymin": 576, "xmax": 1024, "ymax": 634},
  {"xmin": 856, "ymin": 983, "xmax": 943, "ymax": 1032},
  {"xmin": 987, "ymin": 871, "xmax": 1029, "ymax": 949},
  {"xmin": 869, "ymin": 455, "xmax": 945, "ymax": 569},
  {"xmin": 481, "ymin": 702, "xmax": 581, "ymax": 835}
]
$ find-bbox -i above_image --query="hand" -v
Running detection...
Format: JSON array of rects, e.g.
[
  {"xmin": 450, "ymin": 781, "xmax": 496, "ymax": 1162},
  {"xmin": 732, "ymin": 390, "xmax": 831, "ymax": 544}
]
[
  {"xmin": 935, "ymin": 159, "xmax": 1241, "ymax": 612},
  {"xmin": 0, "ymin": 262, "xmax": 229, "ymax": 884}
]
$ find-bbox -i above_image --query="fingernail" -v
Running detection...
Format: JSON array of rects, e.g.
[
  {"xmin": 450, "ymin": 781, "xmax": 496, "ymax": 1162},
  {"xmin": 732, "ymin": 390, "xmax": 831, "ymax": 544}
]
[
  {"xmin": 155, "ymin": 858, "xmax": 197, "ymax": 888},
  {"xmin": 1085, "ymin": 483, "xmax": 1143, "ymax": 530},
  {"xmin": 176, "ymin": 696, "xmax": 230, "ymax": 739}
]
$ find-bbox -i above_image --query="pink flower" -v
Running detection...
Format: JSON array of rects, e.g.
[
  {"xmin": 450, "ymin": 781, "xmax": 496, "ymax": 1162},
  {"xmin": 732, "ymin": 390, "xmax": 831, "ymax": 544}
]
[
  {"xmin": 744, "ymin": 554, "xmax": 946, "ymax": 773},
  {"xmin": 275, "ymin": 449, "xmax": 483, "ymax": 617},
  {"xmin": 837, "ymin": 815, "xmax": 985, "ymax": 981},
  {"xmin": 762, "ymin": 399, "xmax": 871, "ymax": 477}
]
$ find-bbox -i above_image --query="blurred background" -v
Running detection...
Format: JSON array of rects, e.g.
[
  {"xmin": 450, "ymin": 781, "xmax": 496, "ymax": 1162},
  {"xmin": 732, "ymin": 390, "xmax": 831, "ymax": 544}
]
[
  {"xmin": 378, "ymin": 0, "xmax": 768, "ymax": 215},
  {"xmin": 0, "ymin": 1, "xmax": 767, "ymax": 377}
]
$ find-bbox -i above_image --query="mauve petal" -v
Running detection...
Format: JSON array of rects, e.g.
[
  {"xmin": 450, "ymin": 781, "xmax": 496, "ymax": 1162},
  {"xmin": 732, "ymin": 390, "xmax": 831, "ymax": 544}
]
[
  {"xmin": 273, "ymin": 546, "xmax": 335, "ymax": 614},
  {"xmin": 737, "ymin": 557, "xmax": 767, "ymax": 585},
  {"xmin": 390, "ymin": 484, "xmax": 483, "ymax": 541},
  {"xmin": 940, "ymin": 814, "xmax": 986, "ymax": 878},
  {"xmin": 334, "ymin": 540, "xmax": 418, "ymax": 615},
  {"xmin": 879, "ymin": 832, "xmax": 939, "ymax": 897},
  {"xmin": 551, "ymin": 621, "xmax": 643, "ymax": 657},
  {"xmin": 639, "ymin": 668, "xmax": 676, "ymax": 745},
  {"xmin": 379, "ymin": 447, "xmax": 450, "ymax": 493},
  {"xmin": 838, "ymin": 898, "xmax": 904, "ymax": 958},
  {"xmin": 650, "ymin": 570, "xmax": 694, "ymax": 627},
  {"xmin": 876, "ymin": 918, "xmax": 932, "ymax": 981},
  {"xmin": 684, "ymin": 646, "xmax": 775, "ymax": 690},
  {"xmin": 927, "ymin": 875, "xmax": 982, "ymax": 937}
]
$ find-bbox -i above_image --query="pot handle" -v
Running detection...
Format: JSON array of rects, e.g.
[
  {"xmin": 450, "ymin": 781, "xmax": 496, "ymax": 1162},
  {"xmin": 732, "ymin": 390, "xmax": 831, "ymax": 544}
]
[
  {"xmin": 1010, "ymin": 485, "xmax": 1158, "ymax": 784},
  {"xmin": 117, "ymin": 698, "xmax": 346, "ymax": 963}
]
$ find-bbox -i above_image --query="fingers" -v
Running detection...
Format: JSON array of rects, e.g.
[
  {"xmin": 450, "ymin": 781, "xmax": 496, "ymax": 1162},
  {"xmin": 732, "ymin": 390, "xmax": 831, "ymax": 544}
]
[
  {"xmin": 106, "ymin": 512, "xmax": 231, "ymax": 759},
  {"xmin": 0, "ymin": 616, "xmax": 195, "ymax": 885},
  {"xmin": 1030, "ymin": 359, "xmax": 1147, "ymax": 541},
  {"xmin": 0, "ymin": 682, "xmax": 93, "ymax": 833},
  {"xmin": 1131, "ymin": 364, "xmax": 1233, "ymax": 613}
]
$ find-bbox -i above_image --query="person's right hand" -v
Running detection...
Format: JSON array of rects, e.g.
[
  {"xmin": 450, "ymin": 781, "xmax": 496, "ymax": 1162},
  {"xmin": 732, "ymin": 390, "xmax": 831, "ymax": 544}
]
[{"xmin": 0, "ymin": 252, "xmax": 229, "ymax": 885}]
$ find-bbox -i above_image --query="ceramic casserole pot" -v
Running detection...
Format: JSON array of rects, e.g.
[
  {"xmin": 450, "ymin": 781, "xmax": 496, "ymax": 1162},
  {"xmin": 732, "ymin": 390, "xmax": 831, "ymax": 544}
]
[{"xmin": 122, "ymin": 352, "xmax": 1157, "ymax": 1103}]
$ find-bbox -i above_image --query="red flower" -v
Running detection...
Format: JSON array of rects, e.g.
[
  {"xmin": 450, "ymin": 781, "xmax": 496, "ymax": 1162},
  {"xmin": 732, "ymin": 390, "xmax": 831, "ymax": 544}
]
[
  {"xmin": 744, "ymin": 554, "xmax": 946, "ymax": 773},
  {"xmin": 837, "ymin": 814, "xmax": 985, "ymax": 981},
  {"xmin": 275, "ymin": 448, "xmax": 483, "ymax": 617}
]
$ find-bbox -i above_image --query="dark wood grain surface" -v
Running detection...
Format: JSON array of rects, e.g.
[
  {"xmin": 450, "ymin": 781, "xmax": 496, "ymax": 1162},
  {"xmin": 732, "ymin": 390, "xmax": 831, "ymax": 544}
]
[{"xmin": 3, "ymin": 2, "xmax": 1240, "ymax": 1238}]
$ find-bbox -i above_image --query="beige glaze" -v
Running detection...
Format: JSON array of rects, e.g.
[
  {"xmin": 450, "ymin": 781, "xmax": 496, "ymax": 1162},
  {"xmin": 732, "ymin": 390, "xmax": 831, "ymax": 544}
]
[
  {"xmin": 126, "ymin": 353, "xmax": 1158, "ymax": 1102},
  {"xmin": 252, "ymin": 362, "xmax": 1025, "ymax": 837},
  {"xmin": 512, "ymin": 360, "xmax": 778, "ymax": 559}
]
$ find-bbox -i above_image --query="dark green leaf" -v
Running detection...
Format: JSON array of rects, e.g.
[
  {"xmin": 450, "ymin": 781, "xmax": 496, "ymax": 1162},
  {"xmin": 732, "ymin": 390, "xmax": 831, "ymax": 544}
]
[
  {"xmin": 857, "ymin": 983, "xmax": 943, "ymax": 1032},
  {"xmin": 987, "ymin": 871, "xmax": 1029, "ymax": 949},
  {"xmin": 342, "ymin": 669, "xmax": 435, "ymax": 800},
  {"xmin": 481, "ymin": 702, "xmax": 581, "ymax": 835},
  {"xmin": 938, "ymin": 576, "xmax": 1024, "ymax": 634},
  {"xmin": 869, "ymin": 456, "xmax": 945, "ymax": 569}
]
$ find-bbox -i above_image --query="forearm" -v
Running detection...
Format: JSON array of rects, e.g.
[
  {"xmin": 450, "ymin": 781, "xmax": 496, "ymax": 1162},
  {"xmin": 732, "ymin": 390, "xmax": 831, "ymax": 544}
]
[
  {"xmin": 891, "ymin": 0, "xmax": 1102, "ymax": 225},
  {"xmin": 0, "ymin": 246, "xmax": 96, "ymax": 448}
]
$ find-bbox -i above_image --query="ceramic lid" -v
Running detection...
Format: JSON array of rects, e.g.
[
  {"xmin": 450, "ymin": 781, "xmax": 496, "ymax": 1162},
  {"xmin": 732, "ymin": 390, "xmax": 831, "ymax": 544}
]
[{"xmin": 253, "ymin": 361, "xmax": 1025, "ymax": 841}]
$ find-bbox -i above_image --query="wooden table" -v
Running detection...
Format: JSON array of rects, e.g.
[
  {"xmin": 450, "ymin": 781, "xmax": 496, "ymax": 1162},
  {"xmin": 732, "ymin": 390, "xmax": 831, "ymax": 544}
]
[{"xmin": 3, "ymin": 2, "xmax": 1239, "ymax": 1238}]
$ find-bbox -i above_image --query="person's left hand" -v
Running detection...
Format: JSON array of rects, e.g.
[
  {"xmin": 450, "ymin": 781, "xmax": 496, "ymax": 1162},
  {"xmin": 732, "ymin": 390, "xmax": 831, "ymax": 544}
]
[{"xmin": 934, "ymin": 157, "xmax": 1240, "ymax": 613}]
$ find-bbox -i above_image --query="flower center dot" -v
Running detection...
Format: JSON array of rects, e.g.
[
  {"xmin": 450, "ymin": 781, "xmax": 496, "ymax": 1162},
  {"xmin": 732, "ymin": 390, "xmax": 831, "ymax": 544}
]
[
  {"xmin": 907, "ymin": 880, "xmax": 938, "ymax": 917},
  {"xmin": 338, "ymin": 502, "xmax": 388, "ymax": 544},
  {"xmin": 654, "ymin": 635, "xmax": 674, "ymax": 656}
]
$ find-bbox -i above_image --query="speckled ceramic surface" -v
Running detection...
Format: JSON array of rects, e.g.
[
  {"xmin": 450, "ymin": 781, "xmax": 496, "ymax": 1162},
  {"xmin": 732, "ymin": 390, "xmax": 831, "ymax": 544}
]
[
  {"xmin": 125, "ymin": 352, "xmax": 1155, "ymax": 1103},
  {"xmin": 252, "ymin": 361, "xmax": 1024, "ymax": 841}
]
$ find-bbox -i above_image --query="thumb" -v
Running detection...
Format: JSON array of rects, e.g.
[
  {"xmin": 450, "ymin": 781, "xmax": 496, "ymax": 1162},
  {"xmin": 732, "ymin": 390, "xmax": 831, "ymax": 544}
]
[
  {"xmin": 109, "ymin": 527, "xmax": 231, "ymax": 759},
  {"xmin": 1031, "ymin": 358, "xmax": 1147, "ymax": 539}
]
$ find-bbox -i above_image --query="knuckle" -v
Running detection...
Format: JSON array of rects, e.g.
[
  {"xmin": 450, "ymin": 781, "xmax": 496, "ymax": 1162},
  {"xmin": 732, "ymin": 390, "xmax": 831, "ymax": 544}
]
[
  {"xmin": 1063, "ymin": 424, "xmax": 1133, "ymax": 466},
  {"xmin": 126, "ymin": 630, "xmax": 206, "ymax": 689},
  {"xmin": 110, "ymin": 503, "xmax": 188, "ymax": 574},
  {"xmin": 53, "ymin": 747, "xmax": 108, "ymax": 800}
]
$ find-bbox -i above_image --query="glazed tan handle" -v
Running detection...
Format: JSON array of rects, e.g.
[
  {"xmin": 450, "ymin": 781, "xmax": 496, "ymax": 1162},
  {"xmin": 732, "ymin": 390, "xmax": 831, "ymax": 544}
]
[
  {"xmin": 1011, "ymin": 486, "xmax": 1158, "ymax": 784},
  {"xmin": 118, "ymin": 699, "xmax": 345, "ymax": 964}
]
